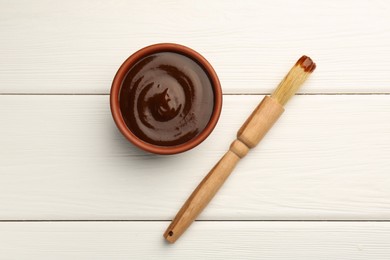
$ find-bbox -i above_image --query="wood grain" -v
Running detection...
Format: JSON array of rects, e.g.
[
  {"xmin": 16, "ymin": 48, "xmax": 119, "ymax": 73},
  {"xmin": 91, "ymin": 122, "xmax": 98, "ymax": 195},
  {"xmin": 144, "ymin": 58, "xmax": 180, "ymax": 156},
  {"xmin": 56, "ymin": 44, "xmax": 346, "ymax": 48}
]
[
  {"xmin": 1, "ymin": 221, "xmax": 390, "ymax": 259},
  {"xmin": 0, "ymin": 95, "xmax": 389, "ymax": 220},
  {"xmin": 1, "ymin": 0, "xmax": 390, "ymax": 94},
  {"xmin": 1, "ymin": 0, "xmax": 389, "ymax": 257}
]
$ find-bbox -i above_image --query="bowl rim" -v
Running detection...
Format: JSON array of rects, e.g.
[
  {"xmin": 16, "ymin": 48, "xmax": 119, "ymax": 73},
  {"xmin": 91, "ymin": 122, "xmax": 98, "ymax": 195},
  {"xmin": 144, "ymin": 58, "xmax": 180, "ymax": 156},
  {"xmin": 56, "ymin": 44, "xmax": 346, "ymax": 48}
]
[{"xmin": 110, "ymin": 43, "xmax": 223, "ymax": 155}]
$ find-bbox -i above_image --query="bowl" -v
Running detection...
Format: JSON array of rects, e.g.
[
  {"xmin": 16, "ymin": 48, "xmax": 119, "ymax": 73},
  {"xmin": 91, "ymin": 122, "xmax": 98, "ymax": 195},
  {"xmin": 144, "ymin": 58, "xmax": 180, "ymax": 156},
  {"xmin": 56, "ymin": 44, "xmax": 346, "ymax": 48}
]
[{"xmin": 110, "ymin": 43, "xmax": 222, "ymax": 155}]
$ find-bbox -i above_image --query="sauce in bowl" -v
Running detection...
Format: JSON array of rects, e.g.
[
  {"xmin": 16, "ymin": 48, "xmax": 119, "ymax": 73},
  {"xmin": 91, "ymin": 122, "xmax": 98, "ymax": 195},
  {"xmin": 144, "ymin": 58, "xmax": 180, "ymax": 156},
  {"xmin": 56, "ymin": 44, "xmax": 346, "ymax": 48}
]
[{"xmin": 119, "ymin": 52, "xmax": 214, "ymax": 146}]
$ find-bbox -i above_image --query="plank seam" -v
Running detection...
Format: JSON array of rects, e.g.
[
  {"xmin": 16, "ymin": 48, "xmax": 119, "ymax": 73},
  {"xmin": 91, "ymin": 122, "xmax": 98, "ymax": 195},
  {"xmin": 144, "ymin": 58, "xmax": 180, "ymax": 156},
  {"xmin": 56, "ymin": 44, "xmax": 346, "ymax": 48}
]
[
  {"xmin": 0, "ymin": 93, "xmax": 389, "ymax": 96},
  {"xmin": 0, "ymin": 220, "xmax": 389, "ymax": 222}
]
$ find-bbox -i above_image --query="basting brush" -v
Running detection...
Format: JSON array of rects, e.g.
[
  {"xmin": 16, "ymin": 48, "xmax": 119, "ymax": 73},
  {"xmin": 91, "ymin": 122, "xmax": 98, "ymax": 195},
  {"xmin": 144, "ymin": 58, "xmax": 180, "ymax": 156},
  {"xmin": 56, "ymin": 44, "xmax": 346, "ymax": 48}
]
[{"xmin": 164, "ymin": 56, "xmax": 316, "ymax": 243}]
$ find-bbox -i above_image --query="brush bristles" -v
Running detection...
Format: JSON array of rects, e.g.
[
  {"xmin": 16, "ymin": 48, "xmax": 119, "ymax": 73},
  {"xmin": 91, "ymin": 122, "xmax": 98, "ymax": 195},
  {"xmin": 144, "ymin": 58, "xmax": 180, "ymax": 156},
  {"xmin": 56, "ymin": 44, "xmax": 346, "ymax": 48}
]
[{"xmin": 271, "ymin": 56, "xmax": 316, "ymax": 106}]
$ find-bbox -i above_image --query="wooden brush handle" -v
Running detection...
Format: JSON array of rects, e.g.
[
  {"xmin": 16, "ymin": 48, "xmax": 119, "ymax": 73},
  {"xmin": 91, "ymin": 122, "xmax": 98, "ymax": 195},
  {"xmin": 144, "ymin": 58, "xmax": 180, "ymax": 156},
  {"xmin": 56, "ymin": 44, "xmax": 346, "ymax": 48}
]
[
  {"xmin": 163, "ymin": 149, "xmax": 240, "ymax": 243},
  {"xmin": 237, "ymin": 96, "xmax": 285, "ymax": 148},
  {"xmin": 164, "ymin": 96, "xmax": 284, "ymax": 243}
]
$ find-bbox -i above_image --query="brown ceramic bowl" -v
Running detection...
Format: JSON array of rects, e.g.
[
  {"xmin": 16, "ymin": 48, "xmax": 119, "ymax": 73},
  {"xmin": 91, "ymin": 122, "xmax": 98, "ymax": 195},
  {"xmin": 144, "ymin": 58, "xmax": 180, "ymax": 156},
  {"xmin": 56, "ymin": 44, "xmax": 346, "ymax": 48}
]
[{"xmin": 110, "ymin": 43, "xmax": 222, "ymax": 155}]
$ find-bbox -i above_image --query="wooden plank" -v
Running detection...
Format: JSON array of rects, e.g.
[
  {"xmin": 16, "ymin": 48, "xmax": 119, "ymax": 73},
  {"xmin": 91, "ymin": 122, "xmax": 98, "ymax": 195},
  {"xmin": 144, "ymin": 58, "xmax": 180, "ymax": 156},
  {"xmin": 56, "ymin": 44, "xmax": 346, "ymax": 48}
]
[
  {"xmin": 0, "ymin": 95, "xmax": 389, "ymax": 220},
  {"xmin": 1, "ymin": 0, "xmax": 390, "ymax": 94},
  {"xmin": 0, "ymin": 221, "xmax": 390, "ymax": 259}
]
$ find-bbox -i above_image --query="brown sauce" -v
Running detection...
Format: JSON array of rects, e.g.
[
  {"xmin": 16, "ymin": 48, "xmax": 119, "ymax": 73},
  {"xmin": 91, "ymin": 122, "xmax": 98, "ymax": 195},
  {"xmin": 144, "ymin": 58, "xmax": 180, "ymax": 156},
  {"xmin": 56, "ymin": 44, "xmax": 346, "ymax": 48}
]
[
  {"xmin": 119, "ymin": 52, "xmax": 214, "ymax": 146},
  {"xmin": 296, "ymin": 55, "xmax": 316, "ymax": 72}
]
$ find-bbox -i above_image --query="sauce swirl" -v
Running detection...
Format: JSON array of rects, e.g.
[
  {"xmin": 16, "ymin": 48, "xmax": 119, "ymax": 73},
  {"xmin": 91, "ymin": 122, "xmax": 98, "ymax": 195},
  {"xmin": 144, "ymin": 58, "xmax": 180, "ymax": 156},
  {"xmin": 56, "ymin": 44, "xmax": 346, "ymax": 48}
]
[{"xmin": 119, "ymin": 52, "xmax": 214, "ymax": 146}]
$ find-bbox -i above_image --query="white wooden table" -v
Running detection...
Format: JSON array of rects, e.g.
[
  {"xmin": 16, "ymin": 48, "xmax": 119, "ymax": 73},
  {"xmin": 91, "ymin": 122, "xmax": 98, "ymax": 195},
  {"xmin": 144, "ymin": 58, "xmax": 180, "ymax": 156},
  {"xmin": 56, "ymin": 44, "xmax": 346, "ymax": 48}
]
[{"xmin": 1, "ymin": 0, "xmax": 390, "ymax": 258}]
